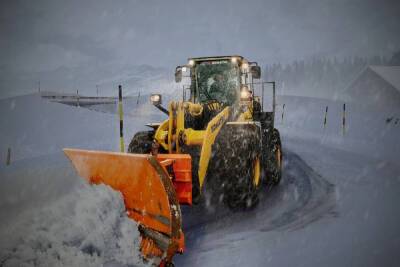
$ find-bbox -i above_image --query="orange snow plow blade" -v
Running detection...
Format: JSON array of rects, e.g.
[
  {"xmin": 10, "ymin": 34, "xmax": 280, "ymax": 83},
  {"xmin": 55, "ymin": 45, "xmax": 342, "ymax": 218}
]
[{"xmin": 63, "ymin": 148, "xmax": 191, "ymax": 265}]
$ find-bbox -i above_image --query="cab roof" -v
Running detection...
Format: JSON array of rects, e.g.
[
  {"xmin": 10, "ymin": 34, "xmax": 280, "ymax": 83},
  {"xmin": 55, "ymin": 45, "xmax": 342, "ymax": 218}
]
[{"xmin": 188, "ymin": 55, "xmax": 245, "ymax": 62}]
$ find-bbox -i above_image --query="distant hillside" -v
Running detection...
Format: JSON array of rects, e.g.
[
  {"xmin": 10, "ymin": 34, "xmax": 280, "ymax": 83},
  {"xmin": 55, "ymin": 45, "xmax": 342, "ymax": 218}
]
[{"xmin": 0, "ymin": 63, "xmax": 178, "ymax": 99}]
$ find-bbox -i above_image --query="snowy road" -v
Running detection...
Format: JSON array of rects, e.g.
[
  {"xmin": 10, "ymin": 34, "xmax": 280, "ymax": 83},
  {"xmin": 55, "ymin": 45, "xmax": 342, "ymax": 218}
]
[
  {"xmin": 175, "ymin": 147, "xmax": 336, "ymax": 266},
  {"xmin": 180, "ymin": 149, "xmax": 335, "ymax": 236},
  {"xmin": 174, "ymin": 136, "xmax": 400, "ymax": 267}
]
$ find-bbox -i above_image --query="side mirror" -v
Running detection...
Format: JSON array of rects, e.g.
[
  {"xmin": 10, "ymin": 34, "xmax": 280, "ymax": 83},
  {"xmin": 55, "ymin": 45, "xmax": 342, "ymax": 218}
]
[
  {"xmin": 175, "ymin": 67, "xmax": 182, "ymax": 82},
  {"xmin": 251, "ymin": 66, "xmax": 261, "ymax": 79},
  {"xmin": 150, "ymin": 94, "xmax": 162, "ymax": 106}
]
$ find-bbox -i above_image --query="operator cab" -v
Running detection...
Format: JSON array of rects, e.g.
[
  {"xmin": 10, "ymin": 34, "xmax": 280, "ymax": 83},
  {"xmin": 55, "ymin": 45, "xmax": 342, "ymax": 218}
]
[{"xmin": 175, "ymin": 56, "xmax": 261, "ymax": 106}]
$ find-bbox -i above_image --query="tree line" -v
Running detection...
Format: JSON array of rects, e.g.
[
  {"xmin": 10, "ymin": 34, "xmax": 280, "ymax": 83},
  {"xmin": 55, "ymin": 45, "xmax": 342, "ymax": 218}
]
[{"xmin": 264, "ymin": 51, "xmax": 399, "ymax": 97}]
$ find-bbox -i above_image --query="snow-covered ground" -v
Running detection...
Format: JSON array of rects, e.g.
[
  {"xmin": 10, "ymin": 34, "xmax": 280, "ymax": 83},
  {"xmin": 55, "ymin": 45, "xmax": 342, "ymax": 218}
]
[
  {"xmin": 0, "ymin": 93, "xmax": 399, "ymax": 266},
  {"xmin": 0, "ymin": 93, "xmax": 156, "ymax": 162}
]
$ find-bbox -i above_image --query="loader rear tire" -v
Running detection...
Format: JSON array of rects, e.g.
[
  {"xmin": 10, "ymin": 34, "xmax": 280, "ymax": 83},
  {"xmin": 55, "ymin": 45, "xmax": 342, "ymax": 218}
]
[
  {"xmin": 128, "ymin": 131, "xmax": 154, "ymax": 154},
  {"xmin": 270, "ymin": 129, "xmax": 283, "ymax": 185}
]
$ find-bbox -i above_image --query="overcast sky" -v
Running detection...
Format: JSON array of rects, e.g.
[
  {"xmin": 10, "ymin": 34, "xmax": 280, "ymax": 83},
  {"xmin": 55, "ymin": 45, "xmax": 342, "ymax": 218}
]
[{"xmin": 1, "ymin": 0, "xmax": 400, "ymax": 97}]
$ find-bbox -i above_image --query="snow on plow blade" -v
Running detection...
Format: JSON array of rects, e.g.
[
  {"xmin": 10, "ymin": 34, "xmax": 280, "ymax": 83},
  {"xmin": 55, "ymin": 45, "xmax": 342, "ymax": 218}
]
[{"xmin": 63, "ymin": 148, "xmax": 191, "ymax": 265}]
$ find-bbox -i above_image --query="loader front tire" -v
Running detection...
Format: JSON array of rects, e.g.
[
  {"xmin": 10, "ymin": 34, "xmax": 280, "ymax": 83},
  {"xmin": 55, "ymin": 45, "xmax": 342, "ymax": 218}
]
[
  {"xmin": 128, "ymin": 131, "xmax": 154, "ymax": 154},
  {"xmin": 216, "ymin": 127, "xmax": 261, "ymax": 210}
]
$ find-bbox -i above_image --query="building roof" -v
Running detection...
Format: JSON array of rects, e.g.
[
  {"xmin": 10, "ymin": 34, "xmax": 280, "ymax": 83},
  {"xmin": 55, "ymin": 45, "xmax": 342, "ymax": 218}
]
[{"xmin": 369, "ymin": 65, "xmax": 400, "ymax": 92}]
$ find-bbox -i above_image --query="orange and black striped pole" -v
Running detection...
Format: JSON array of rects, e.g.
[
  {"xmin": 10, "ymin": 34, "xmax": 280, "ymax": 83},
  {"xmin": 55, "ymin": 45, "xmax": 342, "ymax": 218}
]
[{"xmin": 118, "ymin": 85, "xmax": 125, "ymax": 152}]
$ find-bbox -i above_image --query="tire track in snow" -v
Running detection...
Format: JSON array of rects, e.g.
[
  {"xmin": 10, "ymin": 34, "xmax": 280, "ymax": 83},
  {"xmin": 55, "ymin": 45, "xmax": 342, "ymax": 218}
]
[{"xmin": 180, "ymin": 149, "xmax": 336, "ymax": 250}]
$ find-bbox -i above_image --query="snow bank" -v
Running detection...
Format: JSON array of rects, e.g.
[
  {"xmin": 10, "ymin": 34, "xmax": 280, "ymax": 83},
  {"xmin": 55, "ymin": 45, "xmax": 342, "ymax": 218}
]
[{"xmin": 0, "ymin": 180, "xmax": 143, "ymax": 267}]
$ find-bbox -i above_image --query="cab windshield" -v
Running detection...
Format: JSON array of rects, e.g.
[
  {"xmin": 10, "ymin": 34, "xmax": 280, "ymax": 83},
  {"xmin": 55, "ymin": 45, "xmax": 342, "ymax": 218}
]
[{"xmin": 195, "ymin": 61, "xmax": 239, "ymax": 105}]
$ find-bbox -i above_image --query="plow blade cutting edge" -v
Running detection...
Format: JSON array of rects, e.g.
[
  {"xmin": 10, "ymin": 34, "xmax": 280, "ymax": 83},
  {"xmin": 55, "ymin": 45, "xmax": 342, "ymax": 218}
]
[{"xmin": 63, "ymin": 148, "xmax": 190, "ymax": 265}]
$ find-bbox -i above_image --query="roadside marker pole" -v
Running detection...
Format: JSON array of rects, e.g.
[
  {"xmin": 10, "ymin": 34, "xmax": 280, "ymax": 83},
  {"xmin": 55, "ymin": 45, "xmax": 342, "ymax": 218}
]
[
  {"xmin": 323, "ymin": 106, "xmax": 328, "ymax": 128},
  {"xmin": 137, "ymin": 90, "xmax": 141, "ymax": 105},
  {"xmin": 281, "ymin": 104, "xmax": 285, "ymax": 123},
  {"xmin": 261, "ymin": 82, "xmax": 264, "ymax": 111},
  {"xmin": 118, "ymin": 85, "xmax": 125, "ymax": 152},
  {"xmin": 342, "ymin": 103, "xmax": 346, "ymax": 135},
  {"xmin": 77, "ymin": 90, "xmax": 80, "ymax": 107},
  {"xmin": 272, "ymin": 81, "xmax": 276, "ymax": 115},
  {"xmin": 6, "ymin": 148, "xmax": 11, "ymax": 166}
]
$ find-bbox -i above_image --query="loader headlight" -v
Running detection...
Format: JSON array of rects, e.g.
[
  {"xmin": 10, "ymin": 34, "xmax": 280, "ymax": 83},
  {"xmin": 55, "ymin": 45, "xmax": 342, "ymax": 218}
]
[
  {"xmin": 240, "ymin": 86, "xmax": 252, "ymax": 101},
  {"xmin": 188, "ymin": 59, "xmax": 195, "ymax": 66},
  {"xmin": 150, "ymin": 94, "xmax": 162, "ymax": 105}
]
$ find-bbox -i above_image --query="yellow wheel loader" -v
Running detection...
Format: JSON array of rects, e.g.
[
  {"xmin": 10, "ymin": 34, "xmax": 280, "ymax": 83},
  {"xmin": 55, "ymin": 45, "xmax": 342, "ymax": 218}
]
[{"xmin": 64, "ymin": 55, "xmax": 282, "ymax": 266}]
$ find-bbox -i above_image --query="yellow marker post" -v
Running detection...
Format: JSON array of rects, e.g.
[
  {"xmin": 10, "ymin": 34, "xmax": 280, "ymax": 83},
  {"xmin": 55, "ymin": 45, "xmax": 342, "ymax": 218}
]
[{"xmin": 118, "ymin": 85, "xmax": 125, "ymax": 152}]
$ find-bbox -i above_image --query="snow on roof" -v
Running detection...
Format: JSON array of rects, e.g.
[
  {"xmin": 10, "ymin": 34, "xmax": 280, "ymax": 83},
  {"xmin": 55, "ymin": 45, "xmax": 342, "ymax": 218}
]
[{"xmin": 369, "ymin": 65, "xmax": 400, "ymax": 92}]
